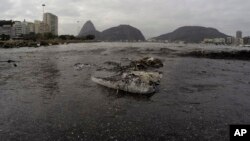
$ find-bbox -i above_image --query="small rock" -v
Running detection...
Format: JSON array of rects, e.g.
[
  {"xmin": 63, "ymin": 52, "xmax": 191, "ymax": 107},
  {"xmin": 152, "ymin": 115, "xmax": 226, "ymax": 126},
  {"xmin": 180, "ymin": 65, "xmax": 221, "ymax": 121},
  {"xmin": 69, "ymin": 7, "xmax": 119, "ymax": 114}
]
[
  {"xmin": 201, "ymin": 71, "xmax": 207, "ymax": 73},
  {"xmin": 7, "ymin": 60, "xmax": 15, "ymax": 63},
  {"xmin": 74, "ymin": 63, "xmax": 92, "ymax": 70}
]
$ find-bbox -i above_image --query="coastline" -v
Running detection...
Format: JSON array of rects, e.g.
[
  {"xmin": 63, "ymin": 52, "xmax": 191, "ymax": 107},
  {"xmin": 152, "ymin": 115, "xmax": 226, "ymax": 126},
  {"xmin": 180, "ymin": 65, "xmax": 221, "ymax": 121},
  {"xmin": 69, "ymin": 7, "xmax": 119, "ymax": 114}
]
[{"xmin": 0, "ymin": 40, "xmax": 100, "ymax": 48}]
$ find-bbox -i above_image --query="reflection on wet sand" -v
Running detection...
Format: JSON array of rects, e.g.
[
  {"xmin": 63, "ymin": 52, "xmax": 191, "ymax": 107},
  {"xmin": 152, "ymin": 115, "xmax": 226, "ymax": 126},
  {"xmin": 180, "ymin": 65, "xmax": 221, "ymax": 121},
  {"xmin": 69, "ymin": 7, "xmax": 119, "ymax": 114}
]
[{"xmin": 38, "ymin": 59, "xmax": 60, "ymax": 101}]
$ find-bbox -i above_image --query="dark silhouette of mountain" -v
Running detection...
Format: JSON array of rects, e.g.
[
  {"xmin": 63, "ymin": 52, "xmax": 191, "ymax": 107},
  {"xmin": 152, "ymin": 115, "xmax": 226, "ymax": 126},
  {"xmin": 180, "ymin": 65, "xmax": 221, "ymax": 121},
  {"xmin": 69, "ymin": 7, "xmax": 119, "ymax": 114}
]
[
  {"xmin": 101, "ymin": 25, "xmax": 145, "ymax": 41},
  {"xmin": 154, "ymin": 26, "xmax": 229, "ymax": 43},
  {"xmin": 78, "ymin": 20, "xmax": 100, "ymax": 39}
]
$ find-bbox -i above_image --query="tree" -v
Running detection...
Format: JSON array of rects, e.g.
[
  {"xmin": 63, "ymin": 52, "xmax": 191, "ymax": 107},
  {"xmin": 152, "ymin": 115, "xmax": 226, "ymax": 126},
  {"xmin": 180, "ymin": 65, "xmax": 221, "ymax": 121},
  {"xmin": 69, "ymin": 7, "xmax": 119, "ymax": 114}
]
[
  {"xmin": 59, "ymin": 35, "xmax": 67, "ymax": 40},
  {"xmin": 0, "ymin": 34, "xmax": 10, "ymax": 41},
  {"xmin": 59, "ymin": 35, "xmax": 76, "ymax": 40},
  {"xmin": 44, "ymin": 33, "xmax": 57, "ymax": 39},
  {"xmin": 86, "ymin": 35, "xmax": 95, "ymax": 40}
]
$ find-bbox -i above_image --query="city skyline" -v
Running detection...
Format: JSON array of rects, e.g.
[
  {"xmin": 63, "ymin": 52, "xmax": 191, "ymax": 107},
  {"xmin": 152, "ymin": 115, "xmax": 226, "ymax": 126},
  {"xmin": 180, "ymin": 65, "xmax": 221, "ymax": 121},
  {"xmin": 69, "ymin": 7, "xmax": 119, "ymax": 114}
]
[
  {"xmin": 0, "ymin": 11, "xmax": 58, "ymax": 39},
  {"xmin": 1, "ymin": 0, "xmax": 250, "ymax": 38}
]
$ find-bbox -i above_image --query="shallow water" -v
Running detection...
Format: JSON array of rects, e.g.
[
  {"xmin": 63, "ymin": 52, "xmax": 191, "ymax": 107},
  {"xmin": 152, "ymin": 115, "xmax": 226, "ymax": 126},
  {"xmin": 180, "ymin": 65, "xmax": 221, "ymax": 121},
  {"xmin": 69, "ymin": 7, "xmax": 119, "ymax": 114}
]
[{"xmin": 0, "ymin": 42, "xmax": 250, "ymax": 140}]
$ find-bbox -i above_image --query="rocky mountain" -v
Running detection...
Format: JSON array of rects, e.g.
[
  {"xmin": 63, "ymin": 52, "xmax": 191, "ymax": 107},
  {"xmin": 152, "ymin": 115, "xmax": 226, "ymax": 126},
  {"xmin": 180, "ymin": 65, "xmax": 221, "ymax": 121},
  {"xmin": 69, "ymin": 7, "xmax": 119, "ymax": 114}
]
[
  {"xmin": 78, "ymin": 20, "xmax": 100, "ymax": 39},
  {"xmin": 154, "ymin": 26, "xmax": 229, "ymax": 43},
  {"xmin": 101, "ymin": 25, "xmax": 145, "ymax": 41}
]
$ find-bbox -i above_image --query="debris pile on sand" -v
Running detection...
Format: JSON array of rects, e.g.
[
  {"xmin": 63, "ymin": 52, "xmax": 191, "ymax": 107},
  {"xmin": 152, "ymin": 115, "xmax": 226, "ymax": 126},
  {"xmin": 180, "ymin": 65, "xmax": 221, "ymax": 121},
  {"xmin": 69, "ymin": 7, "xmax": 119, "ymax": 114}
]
[
  {"xmin": 91, "ymin": 57, "xmax": 163, "ymax": 94},
  {"xmin": 74, "ymin": 63, "xmax": 94, "ymax": 70},
  {"xmin": 101, "ymin": 57, "xmax": 164, "ymax": 73},
  {"xmin": 130, "ymin": 57, "xmax": 164, "ymax": 70}
]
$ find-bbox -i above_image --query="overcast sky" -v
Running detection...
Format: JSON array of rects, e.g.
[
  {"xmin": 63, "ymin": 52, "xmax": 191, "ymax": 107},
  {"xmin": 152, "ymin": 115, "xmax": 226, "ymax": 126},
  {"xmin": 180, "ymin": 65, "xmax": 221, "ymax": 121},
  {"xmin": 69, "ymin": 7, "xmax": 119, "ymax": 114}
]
[{"xmin": 1, "ymin": 0, "xmax": 249, "ymax": 38}]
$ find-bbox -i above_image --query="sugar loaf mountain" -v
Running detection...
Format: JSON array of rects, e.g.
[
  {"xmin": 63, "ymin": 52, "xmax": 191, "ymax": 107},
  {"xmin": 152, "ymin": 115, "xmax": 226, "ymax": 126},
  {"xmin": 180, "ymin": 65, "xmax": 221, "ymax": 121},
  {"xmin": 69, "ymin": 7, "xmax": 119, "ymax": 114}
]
[
  {"xmin": 78, "ymin": 20, "xmax": 145, "ymax": 41},
  {"xmin": 153, "ymin": 26, "xmax": 230, "ymax": 43},
  {"xmin": 78, "ymin": 21, "xmax": 101, "ymax": 39}
]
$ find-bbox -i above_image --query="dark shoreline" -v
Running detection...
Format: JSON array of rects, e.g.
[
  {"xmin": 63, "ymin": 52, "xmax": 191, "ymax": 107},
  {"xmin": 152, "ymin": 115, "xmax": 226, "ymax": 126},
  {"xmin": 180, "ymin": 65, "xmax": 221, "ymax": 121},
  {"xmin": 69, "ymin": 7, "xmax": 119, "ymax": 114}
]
[
  {"xmin": 179, "ymin": 50, "xmax": 250, "ymax": 60},
  {"xmin": 0, "ymin": 40, "xmax": 100, "ymax": 48}
]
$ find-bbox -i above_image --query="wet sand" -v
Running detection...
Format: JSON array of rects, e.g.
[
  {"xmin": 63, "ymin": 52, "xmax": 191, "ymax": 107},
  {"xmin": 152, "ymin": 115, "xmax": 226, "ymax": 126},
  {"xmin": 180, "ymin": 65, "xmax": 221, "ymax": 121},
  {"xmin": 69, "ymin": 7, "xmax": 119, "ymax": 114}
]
[{"xmin": 0, "ymin": 42, "xmax": 250, "ymax": 141}]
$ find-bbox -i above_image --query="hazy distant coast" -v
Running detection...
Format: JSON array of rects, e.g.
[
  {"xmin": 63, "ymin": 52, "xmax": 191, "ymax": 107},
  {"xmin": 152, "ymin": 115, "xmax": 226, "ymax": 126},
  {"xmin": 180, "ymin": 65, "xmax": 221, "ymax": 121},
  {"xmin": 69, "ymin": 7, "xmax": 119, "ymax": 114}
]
[{"xmin": 1, "ymin": 20, "xmax": 250, "ymax": 48}]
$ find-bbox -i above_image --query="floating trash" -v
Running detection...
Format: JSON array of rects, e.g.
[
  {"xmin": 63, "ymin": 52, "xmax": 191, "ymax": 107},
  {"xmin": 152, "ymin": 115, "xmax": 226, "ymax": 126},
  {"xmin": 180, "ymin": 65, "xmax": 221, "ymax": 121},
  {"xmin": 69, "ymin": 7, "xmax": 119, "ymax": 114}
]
[
  {"xmin": 91, "ymin": 57, "xmax": 163, "ymax": 94},
  {"xmin": 91, "ymin": 71, "xmax": 162, "ymax": 94}
]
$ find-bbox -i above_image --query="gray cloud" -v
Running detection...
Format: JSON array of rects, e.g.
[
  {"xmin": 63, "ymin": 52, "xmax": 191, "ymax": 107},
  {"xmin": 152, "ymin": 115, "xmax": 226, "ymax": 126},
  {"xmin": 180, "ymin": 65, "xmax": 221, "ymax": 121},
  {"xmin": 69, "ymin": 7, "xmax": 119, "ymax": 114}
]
[{"xmin": 0, "ymin": 0, "xmax": 249, "ymax": 38}]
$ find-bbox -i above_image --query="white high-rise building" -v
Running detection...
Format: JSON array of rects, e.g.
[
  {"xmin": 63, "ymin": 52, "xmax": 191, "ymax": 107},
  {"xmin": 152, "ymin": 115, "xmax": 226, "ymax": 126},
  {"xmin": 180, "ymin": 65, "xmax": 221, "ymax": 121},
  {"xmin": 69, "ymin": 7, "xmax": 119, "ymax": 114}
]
[
  {"xmin": 13, "ymin": 20, "xmax": 35, "ymax": 37},
  {"xmin": 34, "ymin": 20, "xmax": 49, "ymax": 34},
  {"xmin": 13, "ymin": 21, "xmax": 22, "ymax": 37},
  {"xmin": 43, "ymin": 13, "xmax": 58, "ymax": 35},
  {"xmin": 27, "ymin": 22, "xmax": 35, "ymax": 33},
  {"xmin": 34, "ymin": 20, "xmax": 42, "ymax": 34},
  {"xmin": 21, "ymin": 20, "xmax": 30, "ymax": 35}
]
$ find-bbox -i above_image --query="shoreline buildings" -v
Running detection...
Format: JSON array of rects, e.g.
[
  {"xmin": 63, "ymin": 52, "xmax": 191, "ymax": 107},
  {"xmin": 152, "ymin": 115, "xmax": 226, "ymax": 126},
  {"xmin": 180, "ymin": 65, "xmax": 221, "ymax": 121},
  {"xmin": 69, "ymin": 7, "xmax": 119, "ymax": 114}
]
[
  {"xmin": 203, "ymin": 31, "xmax": 245, "ymax": 46},
  {"xmin": 34, "ymin": 20, "xmax": 49, "ymax": 34},
  {"xmin": 13, "ymin": 21, "xmax": 23, "ymax": 37},
  {"xmin": 0, "ymin": 12, "xmax": 58, "ymax": 39},
  {"xmin": 236, "ymin": 31, "xmax": 242, "ymax": 38},
  {"xmin": 0, "ymin": 20, "xmax": 15, "ymax": 39},
  {"xmin": 43, "ymin": 13, "xmax": 58, "ymax": 35},
  {"xmin": 34, "ymin": 12, "xmax": 58, "ymax": 35},
  {"xmin": 235, "ymin": 30, "xmax": 243, "ymax": 45}
]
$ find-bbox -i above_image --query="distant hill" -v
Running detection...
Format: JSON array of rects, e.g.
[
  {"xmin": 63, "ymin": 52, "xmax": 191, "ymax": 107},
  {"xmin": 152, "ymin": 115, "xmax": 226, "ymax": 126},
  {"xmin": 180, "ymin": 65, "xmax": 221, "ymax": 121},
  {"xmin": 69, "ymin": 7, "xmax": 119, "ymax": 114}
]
[
  {"xmin": 154, "ymin": 26, "xmax": 229, "ymax": 43},
  {"xmin": 101, "ymin": 25, "xmax": 145, "ymax": 41},
  {"xmin": 78, "ymin": 20, "xmax": 100, "ymax": 39}
]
